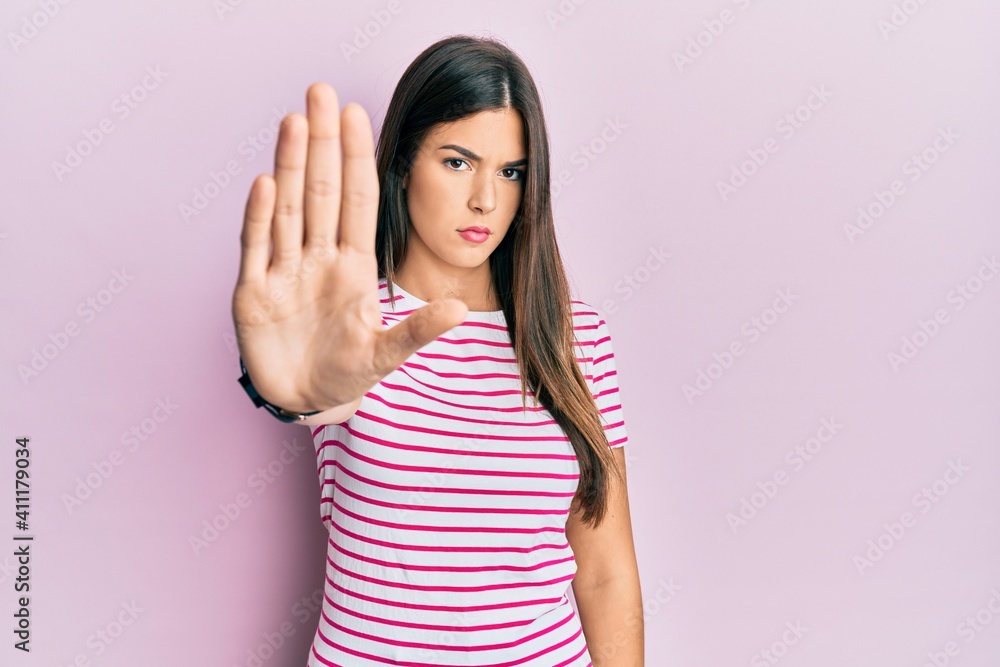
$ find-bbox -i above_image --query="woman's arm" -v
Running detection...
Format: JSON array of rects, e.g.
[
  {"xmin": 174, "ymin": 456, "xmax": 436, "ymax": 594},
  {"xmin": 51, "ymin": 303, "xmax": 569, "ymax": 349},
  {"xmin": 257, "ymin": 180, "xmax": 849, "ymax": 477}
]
[{"xmin": 567, "ymin": 446, "xmax": 644, "ymax": 666}]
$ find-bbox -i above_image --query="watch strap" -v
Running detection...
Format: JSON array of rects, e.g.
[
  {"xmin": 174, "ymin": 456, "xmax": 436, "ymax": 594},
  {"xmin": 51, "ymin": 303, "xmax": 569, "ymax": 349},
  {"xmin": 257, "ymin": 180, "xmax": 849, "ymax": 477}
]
[{"xmin": 237, "ymin": 356, "xmax": 321, "ymax": 423}]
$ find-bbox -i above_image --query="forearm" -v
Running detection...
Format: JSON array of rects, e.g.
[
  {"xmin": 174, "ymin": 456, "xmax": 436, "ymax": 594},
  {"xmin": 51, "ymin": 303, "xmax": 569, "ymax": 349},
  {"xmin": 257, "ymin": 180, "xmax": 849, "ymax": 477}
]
[{"xmin": 574, "ymin": 573, "xmax": 644, "ymax": 666}]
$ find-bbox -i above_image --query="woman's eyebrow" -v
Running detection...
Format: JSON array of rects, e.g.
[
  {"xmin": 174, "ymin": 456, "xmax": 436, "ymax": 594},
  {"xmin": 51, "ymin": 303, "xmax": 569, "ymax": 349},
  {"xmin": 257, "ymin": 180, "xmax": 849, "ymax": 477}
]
[{"xmin": 437, "ymin": 144, "xmax": 527, "ymax": 168}]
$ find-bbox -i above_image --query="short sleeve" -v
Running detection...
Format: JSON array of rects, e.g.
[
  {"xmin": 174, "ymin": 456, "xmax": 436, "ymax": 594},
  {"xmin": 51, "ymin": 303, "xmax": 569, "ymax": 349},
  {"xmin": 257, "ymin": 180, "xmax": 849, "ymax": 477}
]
[{"xmin": 586, "ymin": 311, "xmax": 629, "ymax": 449}]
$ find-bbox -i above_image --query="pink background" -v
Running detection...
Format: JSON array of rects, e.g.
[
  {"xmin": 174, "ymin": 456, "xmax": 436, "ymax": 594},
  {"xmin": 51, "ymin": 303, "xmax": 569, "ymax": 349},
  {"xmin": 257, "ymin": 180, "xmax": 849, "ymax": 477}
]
[{"xmin": 3, "ymin": 1, "xmax": 999, "ymax": 665}]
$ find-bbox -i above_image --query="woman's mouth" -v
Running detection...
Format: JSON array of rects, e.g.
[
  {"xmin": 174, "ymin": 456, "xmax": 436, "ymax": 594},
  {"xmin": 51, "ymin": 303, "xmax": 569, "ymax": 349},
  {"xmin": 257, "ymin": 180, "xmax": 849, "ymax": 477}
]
[{"xmin": 458, "ymin": 228, "xmax": 490, "ymax": 243}]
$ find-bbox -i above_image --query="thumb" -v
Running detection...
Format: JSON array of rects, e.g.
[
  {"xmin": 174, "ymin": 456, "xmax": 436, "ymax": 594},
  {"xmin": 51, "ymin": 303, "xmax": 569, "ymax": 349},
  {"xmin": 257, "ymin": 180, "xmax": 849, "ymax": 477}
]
[{"xmin": 373, "ymin": 297, "xmax": 469, "ymax": 376}]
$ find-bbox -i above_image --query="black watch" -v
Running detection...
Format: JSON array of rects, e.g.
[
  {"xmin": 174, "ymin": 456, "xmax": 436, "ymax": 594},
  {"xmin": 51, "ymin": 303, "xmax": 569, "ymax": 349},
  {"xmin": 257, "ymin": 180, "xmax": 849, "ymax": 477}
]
[{"xmin": 237, "ymin": 356, "xmax": 321, "ymax": 423}]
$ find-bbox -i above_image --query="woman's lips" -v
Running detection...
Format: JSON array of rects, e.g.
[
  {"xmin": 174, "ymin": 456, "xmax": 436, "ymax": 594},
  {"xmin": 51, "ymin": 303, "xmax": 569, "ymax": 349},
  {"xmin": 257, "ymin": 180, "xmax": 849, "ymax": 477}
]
[{"xmin": 459, "ymin": 229, "xmax": 489, "ymax": 243}]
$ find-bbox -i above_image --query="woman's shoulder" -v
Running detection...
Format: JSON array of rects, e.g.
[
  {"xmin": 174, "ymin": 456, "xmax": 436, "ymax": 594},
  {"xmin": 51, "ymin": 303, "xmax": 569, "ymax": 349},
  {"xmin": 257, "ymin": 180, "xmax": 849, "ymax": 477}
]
[{"xmin": 569, "ymin": 297, "xmax": 607, "ymax": 338}]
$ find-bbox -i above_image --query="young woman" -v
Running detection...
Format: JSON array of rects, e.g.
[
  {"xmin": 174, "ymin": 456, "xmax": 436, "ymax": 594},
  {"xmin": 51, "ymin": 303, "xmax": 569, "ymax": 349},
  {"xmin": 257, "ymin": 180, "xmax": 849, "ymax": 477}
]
[{"xmin": 232, "ymin": 35, "xmax": 643, "ymax": 666}]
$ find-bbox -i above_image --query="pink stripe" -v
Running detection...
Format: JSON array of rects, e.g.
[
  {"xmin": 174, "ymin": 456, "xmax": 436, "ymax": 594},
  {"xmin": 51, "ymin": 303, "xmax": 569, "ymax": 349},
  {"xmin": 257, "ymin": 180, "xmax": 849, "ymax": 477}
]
[
  {"xmin": 332, "ymin": 479, "xmax": 569, "ymax": 517},
  {"xmin": 312, "ymin": 628, "xmax": 593, "ymax": 667},
  {"xmin": 328, "ymin": 518, "xmax": 571, "ymax": 555},
  {"xmin": 554, "ymin": 644, "xmax": 591, "ymax": 667},
  {"xmin": 328, "ymin": 556, "xmax": 576, "ymax": 594},
  {"xmin": 372, "ymin": 380, "xmax": 547, "ymax": 413},
  {"xmin": 346, "ymin": 389, "xmax": 558, "ymax": 427},
  {"xmin": 401, "ymin": 360, "xmax": 520, "ymax": 381},
  {"xmin": 329, "ymin": 537, "xmax": 575, "ymax": 574},
  {"xmin": 594, "ymin": 387, "xmax": 620, "ymax": 402},
  {"xmin": 326, "ymin": 575, "xmax": 563, "ymax": 613},
  {"xmin": 319, "ymin": 600, "xmax": 580, "ymax": 652},
  {"xmin": 322, "ymin": 459, "xmax": 575, "ymax": 499},
  {"xmin": 323, "ymin": 594, "xmax": 532, "ymax": 632},
  {"xmin": 412, "ymin": 333, "xmax": 515, "ymax": 347},
  {"xmin": 398, "ymin": 355, "xmax": 589, "ymax": 388},
  {"xmin": 413, "ymin": 350, "xmax": 517, "ymax": 363},
  {"xmin": 320, "ymin": 438, "xmax": 580, "ymax": 480},
  {"xmin": 592, "ymin": 351, "xmax": 614, "ymax": 365},
  {"xmin": 395, "ymin": 363, "xmax": 527, "ymax": 397},
  {"xmin": 382, "ymin": 310, "xmax": 509, "ymax": 333},
  {"xmin": 398, "ymin": 318, "xmax": 512, "ymax": 334},
  {"xmin": 332, "ymin": 497, "xmax": 565, "ymax": 535},
  {"xmin": 311, "ymin": 624, "xmax": 590, "ymax": 667},
  {"xmin": 382, "ymin": 319, "xmax": 517, "ymax": 346},
  {"xmin": 309, "ymin": 390, "xmax": 611, "ymax": 446},
  {"xmin": 309, "ymin": 644, "xmax": 346, "ymax": 667},
  {"xmin": 346, "ymin": 410, "xmax": 574, "ymax": 446},
  {"xmin": 397, "ymin": 340, "xmax": 587, "ymax": 364},
  {"xmin": 592, "ymin": 369, "xmax": 618, "ymax": 384}
]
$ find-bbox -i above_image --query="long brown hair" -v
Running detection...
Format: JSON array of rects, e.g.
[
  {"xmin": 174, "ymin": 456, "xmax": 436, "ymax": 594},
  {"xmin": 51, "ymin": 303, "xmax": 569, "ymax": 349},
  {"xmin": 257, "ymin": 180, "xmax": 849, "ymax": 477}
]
[{"xmin": 373, "ymin": 35, "xmax": 624, "ymax": 528}]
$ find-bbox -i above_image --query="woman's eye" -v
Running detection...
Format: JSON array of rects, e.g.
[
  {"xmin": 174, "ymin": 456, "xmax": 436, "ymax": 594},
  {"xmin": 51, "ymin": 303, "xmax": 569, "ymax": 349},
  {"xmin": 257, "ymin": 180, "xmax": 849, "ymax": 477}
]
[{"xmin": 445, "ymin": 159, "xmax": 522, "ymax": 182}]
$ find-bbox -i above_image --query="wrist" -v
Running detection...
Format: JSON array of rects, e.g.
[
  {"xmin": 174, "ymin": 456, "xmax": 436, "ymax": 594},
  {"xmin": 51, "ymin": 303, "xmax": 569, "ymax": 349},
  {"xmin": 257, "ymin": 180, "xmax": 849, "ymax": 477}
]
[{"xmin": 238, "ymin": 356, "xmax": 323, "ymax": 422}]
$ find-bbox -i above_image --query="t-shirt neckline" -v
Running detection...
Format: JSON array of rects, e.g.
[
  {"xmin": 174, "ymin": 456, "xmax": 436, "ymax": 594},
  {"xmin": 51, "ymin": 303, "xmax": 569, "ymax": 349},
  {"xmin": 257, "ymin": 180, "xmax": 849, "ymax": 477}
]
[{"xmin": 385, "ymin": 280, "xmax": 506, "ymax": 321}]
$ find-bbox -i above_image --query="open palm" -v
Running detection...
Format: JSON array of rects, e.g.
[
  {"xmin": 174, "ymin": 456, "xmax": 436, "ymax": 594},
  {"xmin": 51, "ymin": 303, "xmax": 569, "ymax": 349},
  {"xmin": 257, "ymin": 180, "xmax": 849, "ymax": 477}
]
[{"xmin": 231, "ymin": 83, "xmax": 468, "ymax": 415}]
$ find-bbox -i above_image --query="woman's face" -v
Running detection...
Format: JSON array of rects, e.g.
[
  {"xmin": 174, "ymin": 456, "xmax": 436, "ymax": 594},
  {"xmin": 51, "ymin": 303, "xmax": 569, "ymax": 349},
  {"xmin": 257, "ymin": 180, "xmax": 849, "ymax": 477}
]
[{"xmin": 402, "ymin": 108, "xmax": 526, "ymax": 272}]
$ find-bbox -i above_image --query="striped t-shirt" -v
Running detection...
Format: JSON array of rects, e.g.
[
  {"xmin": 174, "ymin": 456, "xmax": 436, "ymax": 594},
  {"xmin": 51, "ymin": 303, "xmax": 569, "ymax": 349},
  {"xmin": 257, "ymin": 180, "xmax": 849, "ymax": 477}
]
[{"xmin": 306, "ymin": 280, "xmax": 629, "ymax": 666}]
